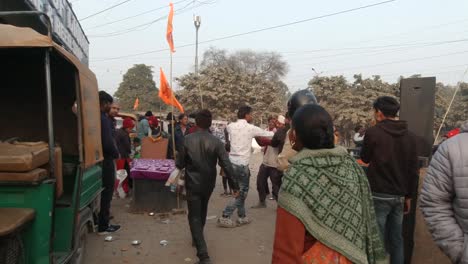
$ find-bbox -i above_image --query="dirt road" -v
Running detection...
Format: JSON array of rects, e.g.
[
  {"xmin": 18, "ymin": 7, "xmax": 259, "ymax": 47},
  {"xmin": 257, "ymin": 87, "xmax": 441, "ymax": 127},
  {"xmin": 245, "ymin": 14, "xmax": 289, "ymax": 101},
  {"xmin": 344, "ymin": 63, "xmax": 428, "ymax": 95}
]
[
  {"xmin": 85, "ymin": 153, "xmax": 276, "ymax": 264},
  {"xmin": 84, "ymin": 153, "xmax": 450, "ymax": 264}
]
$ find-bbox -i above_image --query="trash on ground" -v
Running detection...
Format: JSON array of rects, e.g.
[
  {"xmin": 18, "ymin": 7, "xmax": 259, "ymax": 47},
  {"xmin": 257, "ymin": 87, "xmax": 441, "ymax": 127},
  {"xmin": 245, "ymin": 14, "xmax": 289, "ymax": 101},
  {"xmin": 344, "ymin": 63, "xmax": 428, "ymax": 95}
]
[
  {"xmin": 131, "ymin": 240, "xmax": 142, "ymax": 246},
  {"xmin": 149, "ymin": 212, "xmax": 155, "ymax": 216},
  {"xmin": 120, "ymin": 247, "xmax": 129, "ymax": 252},
  {"xmin": 258, "ymin": 245, "xmax": 265, "ymax": 254},
  {"xmin": 104, "ymin": 236, "xmax": 114, "ymax": 242},
  {"xmin": 161, "ymin": 219, "xmax": 171, "ymax": 224},
  {"xmin": 184, "ymin": 257, "xmax": 192, "ymax": 262},
  {"xmin": 160, "ymin": 240, "xmax": 169, "ymax": 246}
]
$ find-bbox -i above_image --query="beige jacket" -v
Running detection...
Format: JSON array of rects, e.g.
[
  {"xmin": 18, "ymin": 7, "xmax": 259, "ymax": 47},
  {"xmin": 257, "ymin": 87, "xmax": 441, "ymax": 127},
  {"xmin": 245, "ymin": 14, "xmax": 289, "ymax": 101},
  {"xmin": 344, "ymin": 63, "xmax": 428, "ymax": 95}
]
[{"xmin": 277, "ymin": 129, "xmax": 297, "ymax": 172}]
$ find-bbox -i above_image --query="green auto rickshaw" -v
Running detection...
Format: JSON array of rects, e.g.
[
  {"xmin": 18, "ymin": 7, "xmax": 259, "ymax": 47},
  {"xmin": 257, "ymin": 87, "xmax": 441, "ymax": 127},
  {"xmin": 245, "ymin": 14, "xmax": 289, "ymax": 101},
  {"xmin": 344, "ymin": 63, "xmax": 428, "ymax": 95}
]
[{"xmin": 0, "ymin": 12, "xmax": 103, "ymax": 264}]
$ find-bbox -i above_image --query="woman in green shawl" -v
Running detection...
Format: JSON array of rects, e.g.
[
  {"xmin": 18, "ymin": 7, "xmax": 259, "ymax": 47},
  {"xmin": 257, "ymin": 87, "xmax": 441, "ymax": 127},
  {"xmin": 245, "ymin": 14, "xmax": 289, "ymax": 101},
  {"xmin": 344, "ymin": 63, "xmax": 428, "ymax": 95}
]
[{"xmin": 272, "ymin": 104, "xmax": 387, "ymax": 264}]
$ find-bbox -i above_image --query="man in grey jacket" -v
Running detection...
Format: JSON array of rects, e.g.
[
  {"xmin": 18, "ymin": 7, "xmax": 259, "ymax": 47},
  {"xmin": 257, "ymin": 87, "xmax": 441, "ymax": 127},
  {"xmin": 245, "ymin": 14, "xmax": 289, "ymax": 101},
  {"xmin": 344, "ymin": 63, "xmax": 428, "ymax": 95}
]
[{"xmin": 420, "ymin": 121, "xmax": 468, "ymax": 263}]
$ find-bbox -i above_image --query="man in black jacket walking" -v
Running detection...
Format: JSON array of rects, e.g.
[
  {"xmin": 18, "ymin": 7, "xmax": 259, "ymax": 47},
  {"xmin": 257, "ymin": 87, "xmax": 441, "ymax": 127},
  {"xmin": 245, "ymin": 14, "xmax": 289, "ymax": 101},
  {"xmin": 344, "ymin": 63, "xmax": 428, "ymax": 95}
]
[
  {"xmin": 176, "ymin": 109, "xmax": 239, "ymax": 264},
  {"xmin": 98, "ymin": 91, "xmax": 121, "ymax": 234},
  {"xmin": 361, "ymin": 96, "xmax": 419, "ymax": 264}
]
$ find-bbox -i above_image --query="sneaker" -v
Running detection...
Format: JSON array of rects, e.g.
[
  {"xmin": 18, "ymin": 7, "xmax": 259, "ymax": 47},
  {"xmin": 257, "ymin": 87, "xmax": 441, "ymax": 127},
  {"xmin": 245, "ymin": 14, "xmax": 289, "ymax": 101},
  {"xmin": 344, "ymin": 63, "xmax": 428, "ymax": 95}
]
[
  {"xmin": 237, "ymin": 217, "xmax": 252, "ymax": 226},
  {"xmin": 197, "ymin": 258, "xmax": 212, "ymax": 264},
  {"xmin": 251, "ymin": 202, "xmax": 267, "ymax": 209},
  {"xmin": 217, "ymin": 217, "xmax": 236, "ymax": 228},
  {"xmin": 98, "ymin": 224, "xmax": 121, "ymax": 235}
]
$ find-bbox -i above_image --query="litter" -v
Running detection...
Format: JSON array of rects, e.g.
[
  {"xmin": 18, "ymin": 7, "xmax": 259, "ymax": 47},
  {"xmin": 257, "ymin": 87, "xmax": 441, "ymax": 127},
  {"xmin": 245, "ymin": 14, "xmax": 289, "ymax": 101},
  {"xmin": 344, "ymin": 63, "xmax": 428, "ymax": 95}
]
[
  {"xmin": 206, "ymin": 215, "xmax": 217, "ymax": 220},
  {"xmin": 160, "ymin": 240, "xmax": 169, "ymax": 246},
  {"xmin": 131, "ymin": 240, "xmax": 142, "ymax": 246},
  {"xmin": 104, "ymin": 236, "xmax": 114, "ymax": 242}
]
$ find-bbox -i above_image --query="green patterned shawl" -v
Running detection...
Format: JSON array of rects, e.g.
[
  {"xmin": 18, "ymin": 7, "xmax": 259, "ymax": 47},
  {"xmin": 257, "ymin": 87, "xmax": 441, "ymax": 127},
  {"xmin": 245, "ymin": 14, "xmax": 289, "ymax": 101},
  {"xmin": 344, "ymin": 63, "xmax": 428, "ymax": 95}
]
[{"xmin": 278, "ymin": 147, "xmax": 388, "ymax": 264}]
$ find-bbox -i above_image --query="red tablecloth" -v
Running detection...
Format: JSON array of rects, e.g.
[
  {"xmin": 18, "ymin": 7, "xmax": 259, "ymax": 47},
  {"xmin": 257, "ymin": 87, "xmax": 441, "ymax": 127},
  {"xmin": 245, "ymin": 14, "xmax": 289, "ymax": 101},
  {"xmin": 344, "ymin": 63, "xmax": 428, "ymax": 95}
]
[{"xmin": 130, "ymin": 159, "xmax": 175, "ymax": 181}]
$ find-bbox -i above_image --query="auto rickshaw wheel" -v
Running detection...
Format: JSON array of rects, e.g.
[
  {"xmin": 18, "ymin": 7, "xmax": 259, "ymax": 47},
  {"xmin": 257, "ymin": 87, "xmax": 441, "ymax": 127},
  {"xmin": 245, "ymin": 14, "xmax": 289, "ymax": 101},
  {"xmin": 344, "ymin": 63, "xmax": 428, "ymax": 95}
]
[{"xmin": 71, "ymin": 224, "xmax": 88, "ymax": 264}]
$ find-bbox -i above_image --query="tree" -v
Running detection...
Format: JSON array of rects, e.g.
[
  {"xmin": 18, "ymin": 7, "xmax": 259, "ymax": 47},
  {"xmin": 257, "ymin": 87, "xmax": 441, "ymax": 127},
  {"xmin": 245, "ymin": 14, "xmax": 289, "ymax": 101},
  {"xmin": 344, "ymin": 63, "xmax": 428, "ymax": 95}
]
[
  {"xmin": 177, "ymin": 48, "xmax": 290, "ymax": 122},
  {"xmin": 308, "ymin": 73, "xmax": 467, "ymax": 146},
  {"xmin": 114, "ymin": 64, "xmax": 163, "ymax": 112},
  {"xmin": 435, "ymin": 82, "xmax": 468, "ymax": 130}
]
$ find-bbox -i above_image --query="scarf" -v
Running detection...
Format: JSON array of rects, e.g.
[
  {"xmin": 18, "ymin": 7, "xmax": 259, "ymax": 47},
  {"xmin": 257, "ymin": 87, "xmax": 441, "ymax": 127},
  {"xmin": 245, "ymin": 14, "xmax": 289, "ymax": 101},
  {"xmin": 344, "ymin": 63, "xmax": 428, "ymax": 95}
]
[{"xmin": 279, "ymin": 146, "xmax": 387, "ymax": 264}]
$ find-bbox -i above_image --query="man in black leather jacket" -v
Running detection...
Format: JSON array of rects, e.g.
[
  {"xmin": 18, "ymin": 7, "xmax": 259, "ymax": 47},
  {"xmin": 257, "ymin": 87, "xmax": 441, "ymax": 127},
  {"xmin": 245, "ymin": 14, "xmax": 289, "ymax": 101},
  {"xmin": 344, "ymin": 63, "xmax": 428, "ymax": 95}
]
[{"xmin": 176, "ymin": 109, "xmax": 239, "ymax": 264}]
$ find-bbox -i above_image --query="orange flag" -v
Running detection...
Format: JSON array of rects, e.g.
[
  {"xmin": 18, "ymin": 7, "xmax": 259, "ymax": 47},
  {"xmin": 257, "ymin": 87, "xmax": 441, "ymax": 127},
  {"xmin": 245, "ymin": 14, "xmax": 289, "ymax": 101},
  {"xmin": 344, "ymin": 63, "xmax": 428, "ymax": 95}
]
[
  {"xmin": 166, "ymin": 2, "xmax": 175, "ymax": 53},
  {"xmin": 133, "ymin": 98, "xmax": 139, "ymax": 110},
  {"xmin": 159, "ymin": 68, "xmax": 184, "ymax": 113}
]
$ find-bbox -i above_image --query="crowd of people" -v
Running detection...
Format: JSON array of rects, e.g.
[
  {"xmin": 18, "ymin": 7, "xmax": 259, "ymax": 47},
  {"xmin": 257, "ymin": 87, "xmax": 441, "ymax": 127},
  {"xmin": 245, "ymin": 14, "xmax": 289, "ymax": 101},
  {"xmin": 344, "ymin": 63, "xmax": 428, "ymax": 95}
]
[{"xmin": 96, "ymin": 88, "xmax": 468, "ymax": 264}]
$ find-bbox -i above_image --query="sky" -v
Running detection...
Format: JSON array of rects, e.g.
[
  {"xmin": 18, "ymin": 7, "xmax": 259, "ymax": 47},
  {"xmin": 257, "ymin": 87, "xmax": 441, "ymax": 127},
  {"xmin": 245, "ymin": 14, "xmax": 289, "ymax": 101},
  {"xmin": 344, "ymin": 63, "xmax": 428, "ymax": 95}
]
[{"xmin": 70, "ymin": 0, "xmax": 468, "ymax": 95}]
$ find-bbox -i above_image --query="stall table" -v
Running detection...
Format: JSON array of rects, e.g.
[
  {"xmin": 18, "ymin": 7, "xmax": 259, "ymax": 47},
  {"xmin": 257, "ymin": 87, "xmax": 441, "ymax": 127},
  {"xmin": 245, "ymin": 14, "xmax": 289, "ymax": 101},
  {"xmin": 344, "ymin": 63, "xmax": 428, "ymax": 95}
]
[{"xmin": 130, "ymin": 159, "xmax": 184, "ymax": 213}]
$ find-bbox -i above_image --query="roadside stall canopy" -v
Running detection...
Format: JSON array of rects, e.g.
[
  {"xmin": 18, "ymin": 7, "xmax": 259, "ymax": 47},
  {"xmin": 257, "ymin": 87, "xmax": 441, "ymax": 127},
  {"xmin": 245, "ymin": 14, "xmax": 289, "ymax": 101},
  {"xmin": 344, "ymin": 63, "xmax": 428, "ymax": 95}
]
[{"xmin": 0, "ymin": 24, "xmax": 103, "ymax": 168}]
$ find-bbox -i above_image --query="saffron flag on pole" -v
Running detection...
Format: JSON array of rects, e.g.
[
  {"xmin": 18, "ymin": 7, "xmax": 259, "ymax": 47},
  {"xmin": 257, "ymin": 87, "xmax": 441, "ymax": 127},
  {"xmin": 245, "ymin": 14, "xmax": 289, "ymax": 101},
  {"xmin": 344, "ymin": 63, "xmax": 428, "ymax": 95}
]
[
  {"xmin": 159, "ymin": 68, "xmax": 184, "ymax": 113},
  {"xmin": 166, "ymin": 2, "xmax": 175, "ymax": 53},
  {"xmin": 133, "ymin": 98, "xmax": 139, "ymax": 110}
]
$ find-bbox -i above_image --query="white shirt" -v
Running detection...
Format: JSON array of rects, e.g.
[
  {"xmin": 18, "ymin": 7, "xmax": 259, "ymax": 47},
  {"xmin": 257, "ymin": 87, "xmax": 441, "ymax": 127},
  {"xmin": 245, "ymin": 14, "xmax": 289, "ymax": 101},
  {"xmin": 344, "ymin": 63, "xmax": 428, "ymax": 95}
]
[
  {"xmin": 227, "ymin": 119, "xmax": 274, "ymax": 166},
  {"xmin": 354, "ymin": 132, "xmax": 365, "ymax": 142}
]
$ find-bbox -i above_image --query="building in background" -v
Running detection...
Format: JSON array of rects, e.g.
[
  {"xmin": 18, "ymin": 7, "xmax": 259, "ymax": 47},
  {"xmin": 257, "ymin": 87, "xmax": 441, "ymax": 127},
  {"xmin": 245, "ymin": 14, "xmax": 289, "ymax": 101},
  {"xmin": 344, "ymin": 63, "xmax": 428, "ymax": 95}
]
[{"xmin": 0, "ymin": 0, "xmax": 89, "ymax": 65}]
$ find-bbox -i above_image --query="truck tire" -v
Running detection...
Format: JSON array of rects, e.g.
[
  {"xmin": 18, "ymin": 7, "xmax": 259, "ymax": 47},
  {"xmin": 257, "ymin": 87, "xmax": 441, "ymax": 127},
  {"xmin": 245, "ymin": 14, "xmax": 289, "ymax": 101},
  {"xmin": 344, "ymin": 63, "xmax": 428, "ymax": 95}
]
[{"xmin": 71, "ymin": 224, "xmax": 87, "ymax": 264}]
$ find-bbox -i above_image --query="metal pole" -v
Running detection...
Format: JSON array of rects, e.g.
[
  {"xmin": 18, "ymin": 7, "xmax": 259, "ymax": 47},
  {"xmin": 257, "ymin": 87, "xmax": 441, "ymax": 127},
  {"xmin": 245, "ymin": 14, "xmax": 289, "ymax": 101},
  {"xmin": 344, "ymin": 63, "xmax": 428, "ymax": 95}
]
[
  {"xmin": 45, "ymin": 49, "xmax": 55, "ymax": 177},
  {"xmin": 195, "ymin": 26, "xmax": 199, "ymax": 75},
  {"xmin": 170, "ymin": 53, "xmax": 176, "ymax": 160},
  {"xmin": 194, "ymin": 16, "xmax": 204, "ymax": 108}
]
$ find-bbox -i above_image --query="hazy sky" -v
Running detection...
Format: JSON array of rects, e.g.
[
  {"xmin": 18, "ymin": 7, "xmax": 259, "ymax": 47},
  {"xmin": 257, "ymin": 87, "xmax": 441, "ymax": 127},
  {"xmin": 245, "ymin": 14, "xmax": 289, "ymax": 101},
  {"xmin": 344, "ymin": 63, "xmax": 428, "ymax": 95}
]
[{"xmin": 71, "ymin": 0, "xmax": 468, "ymax": 95}]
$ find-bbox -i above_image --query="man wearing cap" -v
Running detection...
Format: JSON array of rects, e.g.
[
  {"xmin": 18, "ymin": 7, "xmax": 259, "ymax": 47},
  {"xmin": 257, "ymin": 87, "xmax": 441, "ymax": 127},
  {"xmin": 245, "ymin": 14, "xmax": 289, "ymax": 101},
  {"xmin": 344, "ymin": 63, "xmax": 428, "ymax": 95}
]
[
  {"xmin": 115, "ymin": 118, "xmax": 135, "ymax": 159},
  {"xmin": 252, "ymin": 116, "xmax": 286, "ymax": 208},
  {"xmin": 115, "ymin": 118, "xmax": 135, "ymax": 189}
]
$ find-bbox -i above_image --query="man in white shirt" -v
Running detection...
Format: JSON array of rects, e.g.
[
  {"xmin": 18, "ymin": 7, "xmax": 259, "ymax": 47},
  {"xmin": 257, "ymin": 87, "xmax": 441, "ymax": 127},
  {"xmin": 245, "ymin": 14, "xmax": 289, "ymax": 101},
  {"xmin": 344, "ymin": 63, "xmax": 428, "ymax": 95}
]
[
  {"xmin": 218, "ymin": 106, "xmax": 274, "ymax": 227},
  {"xmin": 252, "ymin": 115, "xmax": 286, "ymax": 208}
]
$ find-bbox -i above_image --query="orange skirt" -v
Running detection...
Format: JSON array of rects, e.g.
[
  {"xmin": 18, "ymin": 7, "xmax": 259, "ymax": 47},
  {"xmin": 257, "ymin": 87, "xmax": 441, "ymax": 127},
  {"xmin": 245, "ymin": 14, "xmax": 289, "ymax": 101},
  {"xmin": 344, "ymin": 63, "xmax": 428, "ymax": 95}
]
[{"xmin": 302, "ymin": 242, "xmax": 352, "ymax": 264}]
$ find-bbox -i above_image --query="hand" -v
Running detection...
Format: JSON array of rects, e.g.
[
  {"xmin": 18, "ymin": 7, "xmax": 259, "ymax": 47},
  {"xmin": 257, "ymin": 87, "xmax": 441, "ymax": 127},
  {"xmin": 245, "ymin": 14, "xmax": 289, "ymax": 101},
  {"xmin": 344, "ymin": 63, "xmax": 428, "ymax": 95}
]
[
  {"xmin": 232, "ymin": 190, "xmax": 240, "ymax": 198},
  {"xmin": 404, "ymin": 198, "xmax": 412, "ymax": 214}
]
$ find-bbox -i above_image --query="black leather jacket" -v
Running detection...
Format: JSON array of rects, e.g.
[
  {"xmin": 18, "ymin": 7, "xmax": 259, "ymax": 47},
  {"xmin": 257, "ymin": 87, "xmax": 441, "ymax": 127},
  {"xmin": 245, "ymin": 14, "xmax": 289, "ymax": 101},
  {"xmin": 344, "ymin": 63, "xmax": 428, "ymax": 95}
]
[{"xmin": 176, "ymin": 130, "xmax": 239, "ymax": 194}]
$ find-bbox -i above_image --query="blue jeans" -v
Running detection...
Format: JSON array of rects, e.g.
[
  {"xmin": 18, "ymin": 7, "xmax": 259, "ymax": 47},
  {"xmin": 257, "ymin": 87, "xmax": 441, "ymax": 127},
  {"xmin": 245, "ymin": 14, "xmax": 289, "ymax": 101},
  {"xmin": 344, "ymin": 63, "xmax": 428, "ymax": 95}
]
[
  {"xmin": 373, "ymin": 193, "xmax": 405, "ymax": 264},
  {"xmin": 223, "ymin": 164, "xmax": 250, "ymax": 218}
]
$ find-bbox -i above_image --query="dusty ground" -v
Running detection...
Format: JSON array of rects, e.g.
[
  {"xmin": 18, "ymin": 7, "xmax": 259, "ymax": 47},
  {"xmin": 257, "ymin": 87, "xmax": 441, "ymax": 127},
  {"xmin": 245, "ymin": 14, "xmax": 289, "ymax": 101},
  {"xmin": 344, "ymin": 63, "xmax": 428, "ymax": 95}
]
[
  {"xmin": 84, "ymin": 153, "xmax": 450, "ymax": 264},
  {"xmin": 85, "ymin": 153, "xmax": 276, "ymax": 264}
]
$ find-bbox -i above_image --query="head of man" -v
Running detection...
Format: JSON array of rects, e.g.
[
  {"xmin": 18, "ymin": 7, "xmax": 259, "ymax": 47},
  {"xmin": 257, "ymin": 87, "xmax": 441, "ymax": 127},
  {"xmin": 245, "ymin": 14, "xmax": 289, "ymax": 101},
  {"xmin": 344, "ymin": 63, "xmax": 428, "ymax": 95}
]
[
  {"xmin": 237, "ymin": 106, "xmax": 253, "ymax": 123},
  {"xmin": 145, "ymin": 111, "xmax": 153, "ymax": 118},
  {"xmin": 195, "ymin": 109, "xmax": 212, "ymax": 130},
  {"xmin": 373, "ymin": 96, "xmax": 400, "ymax": 123},
  {"xmin": 267, "ymin": 116, "xmax": 276, "ymax": 130},
  {"xmin": 148, "ymin": 116, "xmax": 159, "ymax": 128},
  {"xmin": 109, "ymin": 102, "xmax": 120, "ymax": 117},
  {"xmin": 277, "ymin": 115, "xmax": 286, "ymax": 129},
  {"xmin": 287, "ymin": 89, "xmax": 318, "ymax": 118},
  {"xmin": 122, "ymin": 118, "xmax": 135, "ymax": 133},
  {"xmin": 290, "ymin": 104, "xmax": 334, "ymax": 152},
  {"xmin": 99, "ymin": 91, "xmax": 113, "ymax": 114},
  {"xmin": 166, "ymin": 112, "xmax": 175, "ymax": 123},
  {"xmin": 179, "ymin": 113, "xmax": 189, "ymax": 127}
]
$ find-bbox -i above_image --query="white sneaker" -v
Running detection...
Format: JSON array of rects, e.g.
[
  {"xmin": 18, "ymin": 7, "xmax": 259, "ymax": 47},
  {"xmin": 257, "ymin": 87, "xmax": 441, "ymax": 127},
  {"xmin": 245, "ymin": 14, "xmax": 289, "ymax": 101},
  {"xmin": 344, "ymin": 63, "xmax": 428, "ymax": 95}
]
[
  {"xmin": 217, "ymin": 217, "xmax": 236, "ymax": 228},
  {"xmin": 236, "ymin": 217, "xmax": 252, "ymax": 226}
]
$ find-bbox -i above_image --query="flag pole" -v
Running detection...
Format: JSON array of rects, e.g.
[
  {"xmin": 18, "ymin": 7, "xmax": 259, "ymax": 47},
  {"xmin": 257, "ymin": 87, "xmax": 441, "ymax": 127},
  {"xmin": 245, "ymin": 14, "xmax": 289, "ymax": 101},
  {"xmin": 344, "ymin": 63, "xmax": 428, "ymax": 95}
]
[{"xmin": 170, "ymin": 52, "xmax": 176, "ymax": 161}]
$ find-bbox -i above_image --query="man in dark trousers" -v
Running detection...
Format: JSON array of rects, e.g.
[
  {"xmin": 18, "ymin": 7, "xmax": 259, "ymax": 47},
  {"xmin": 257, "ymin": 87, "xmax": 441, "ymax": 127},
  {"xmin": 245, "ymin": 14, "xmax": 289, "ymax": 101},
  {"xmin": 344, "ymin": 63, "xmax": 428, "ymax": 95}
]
[
  {"xmin": 361, "ymin": 96, "xmax": 419, "ymax": 264},
  {"xmin": 176, "ymin": 110, "xmax": 239, "ymax": 264},
  {"xmin": 98, "ymin": 91, "xmax": 121, "ymax": 235}
]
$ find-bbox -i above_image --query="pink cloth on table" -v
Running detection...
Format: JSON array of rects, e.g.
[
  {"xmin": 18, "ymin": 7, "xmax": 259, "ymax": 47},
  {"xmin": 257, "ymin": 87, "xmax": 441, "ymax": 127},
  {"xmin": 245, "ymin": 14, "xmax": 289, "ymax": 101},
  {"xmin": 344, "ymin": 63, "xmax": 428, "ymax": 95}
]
[{"xmin": 130, "ymin": 159, "xmax": 175, "ymax": 181}]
